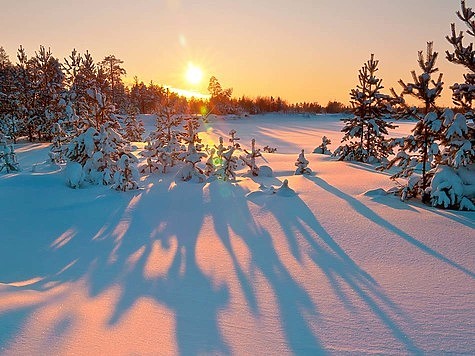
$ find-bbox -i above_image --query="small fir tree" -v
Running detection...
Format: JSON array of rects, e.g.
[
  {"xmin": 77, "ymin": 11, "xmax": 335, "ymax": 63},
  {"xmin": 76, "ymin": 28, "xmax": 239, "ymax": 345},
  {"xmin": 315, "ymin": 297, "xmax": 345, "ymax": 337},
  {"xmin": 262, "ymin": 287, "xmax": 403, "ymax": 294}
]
[
  {"xmin": 112, "ymin": 154, "xmax": 140, "ymax": 191},
  {"xmin": 123, "ymin": 106, "xmax": 144, "ymax": 142},
  {"xmin": 313, "ymin": 136, "xmax": 332, "ymax": 154},
  {"xmin": 240, "ymin": 138, "xmax": 261, "ymax": 176},
  {"xmin": 0, "ymin": 132, "xmax": 20, "ymax": 173},
  {"xmin": 295, "ymin": 149, "xmax": 312, "ymax": 175}
]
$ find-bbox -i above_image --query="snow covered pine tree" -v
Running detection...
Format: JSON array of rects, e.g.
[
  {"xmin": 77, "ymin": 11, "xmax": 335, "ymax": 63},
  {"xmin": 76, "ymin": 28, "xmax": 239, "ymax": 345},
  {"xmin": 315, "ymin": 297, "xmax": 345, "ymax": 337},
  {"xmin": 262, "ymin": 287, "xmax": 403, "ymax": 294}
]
[
  {"xmin": 385, "ymin": 42, "xmax": 444, "ymax": 202},
  {"xmin": 295, "ymin": 149, "xmax": 312, "ymax": 175},
  {"xmin": 429, "ymin": 0, "xmax": 475, "ymax": 210},
  {"xmin": 334, "ymin": 54, "xmax": 396, "ymax": 163}
]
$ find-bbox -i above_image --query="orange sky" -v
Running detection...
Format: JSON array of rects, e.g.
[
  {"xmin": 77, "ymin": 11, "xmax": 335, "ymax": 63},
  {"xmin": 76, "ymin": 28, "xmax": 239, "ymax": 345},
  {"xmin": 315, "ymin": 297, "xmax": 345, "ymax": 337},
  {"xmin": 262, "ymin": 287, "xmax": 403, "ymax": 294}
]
[{"xmin": 0, "ymin": 0, "xmax": 469, "ymax": 106}]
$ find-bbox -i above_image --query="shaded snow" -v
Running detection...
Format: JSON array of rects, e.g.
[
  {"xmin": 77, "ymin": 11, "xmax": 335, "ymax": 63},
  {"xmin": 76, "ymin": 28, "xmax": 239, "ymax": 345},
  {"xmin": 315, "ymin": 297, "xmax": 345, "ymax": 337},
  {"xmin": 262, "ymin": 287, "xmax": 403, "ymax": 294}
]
[{"xmin": 0, "ymin": 114, "xmax": 474, "ymax": 355}]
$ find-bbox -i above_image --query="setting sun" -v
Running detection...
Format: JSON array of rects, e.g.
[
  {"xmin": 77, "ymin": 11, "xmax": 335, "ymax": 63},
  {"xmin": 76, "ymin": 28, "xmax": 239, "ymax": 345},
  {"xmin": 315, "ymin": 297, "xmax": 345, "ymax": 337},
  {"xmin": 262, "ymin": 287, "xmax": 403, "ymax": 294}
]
[{"xmin": 185, "ymin": 62, "xmax": 203, "ymax": 85}]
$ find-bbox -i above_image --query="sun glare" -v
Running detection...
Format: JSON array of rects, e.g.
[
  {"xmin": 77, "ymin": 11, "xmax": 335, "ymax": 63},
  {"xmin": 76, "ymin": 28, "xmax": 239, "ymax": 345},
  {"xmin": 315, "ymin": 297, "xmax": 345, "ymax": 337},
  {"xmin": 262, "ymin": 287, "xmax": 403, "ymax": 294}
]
[{"xmin": 185, "ymin": 63, "xmax": 203, "ymax": 85}]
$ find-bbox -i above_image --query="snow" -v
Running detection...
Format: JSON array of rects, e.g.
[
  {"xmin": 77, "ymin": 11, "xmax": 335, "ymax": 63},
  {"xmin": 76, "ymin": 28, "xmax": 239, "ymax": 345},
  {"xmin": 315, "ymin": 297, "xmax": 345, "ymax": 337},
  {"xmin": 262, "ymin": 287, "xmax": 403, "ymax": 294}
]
[{"xmin": 0, "ymin": 114, "xmax": 474, "ymax": 354}]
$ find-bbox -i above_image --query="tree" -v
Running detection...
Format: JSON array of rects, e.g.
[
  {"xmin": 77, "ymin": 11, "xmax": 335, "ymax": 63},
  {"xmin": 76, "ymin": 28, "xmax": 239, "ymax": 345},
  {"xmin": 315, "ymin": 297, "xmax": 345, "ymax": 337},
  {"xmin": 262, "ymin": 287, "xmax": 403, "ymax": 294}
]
[
  {"xmin": 99, "ymin": 55, "xmax": 126, "ymax": 109},
  {"xmin": 426, "ymin": 0, "xmax": 475, "ymax": 210},
  {"xmin": 335, "ymin": 54, "xmax": 396, "ymax": 163},
  {"xmin": 0, "ymin": 47, "xmax": 21, "ymax": 143},
  {"xmin": 386, "ymin": 42, "xmax": 444, "ymax": 200},
  {"xmin": 240, "ymin": 138, "xmax": 261, "ymax": 176},
  {"xmin": 295, "ymin": 149, "xmax": 312, "ymax": 175},
  {"xmin": 208, "ymin": 76, "xmax": 233, "ymax": 115},
  {"xmin": 444, "ymin": 0, "xmax": 475, "ymax": 168},
  {"xmin": 313, "ymin": 136, "xmax": 332, "ymax": 154},
  {"xmin": 325, "ymin": 101, "xmax": 347, "ymax": 114},
  {"xmin": 0, "ymin": 132, "xmax": 20, "ymax": 173},
  {"xmin": 123, "ymin": 105, "xmax": 144, "ymax": 142},
  {"xmin": 30, "ymin": 46, "xmax": 64, "ymax": 141}
]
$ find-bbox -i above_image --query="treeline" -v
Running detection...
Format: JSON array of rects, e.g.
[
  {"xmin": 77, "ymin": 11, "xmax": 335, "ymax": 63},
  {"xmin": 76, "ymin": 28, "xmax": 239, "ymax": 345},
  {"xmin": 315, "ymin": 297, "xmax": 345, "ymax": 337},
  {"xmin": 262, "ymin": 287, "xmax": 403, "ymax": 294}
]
[{"xmin": 0, "ymin": 45, "xmax": 347, "ymax": 142}]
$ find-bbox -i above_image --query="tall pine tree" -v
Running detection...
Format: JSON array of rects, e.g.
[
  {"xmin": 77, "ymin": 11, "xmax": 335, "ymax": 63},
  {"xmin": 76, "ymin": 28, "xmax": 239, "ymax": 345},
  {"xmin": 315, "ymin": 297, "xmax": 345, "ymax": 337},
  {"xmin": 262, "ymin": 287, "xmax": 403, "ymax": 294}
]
[
  {"xmin": 335, "ymin": 54, "xmax": 395, "ymax": 163},
  {"xmin": 386, "ymin": 42, "xmax": 444, "ymax": 200}
]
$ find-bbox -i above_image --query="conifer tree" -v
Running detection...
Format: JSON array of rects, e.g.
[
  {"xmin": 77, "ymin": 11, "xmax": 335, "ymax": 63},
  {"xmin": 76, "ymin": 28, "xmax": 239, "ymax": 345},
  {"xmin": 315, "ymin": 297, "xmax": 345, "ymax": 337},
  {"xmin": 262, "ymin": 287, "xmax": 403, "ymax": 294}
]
[
  {"xmin": 444, "ymin": 0, "xmax": 475, "ymax": 168},
  {"xmin": 0, "ymin": 132, "xmax": 20, "ymax": 173},
  {"xmin": 424, "ymin": 0, "xmax": 475, "ymax": 210},
  {"xmin": 313, "ymin": 136, "xmax": 332, "ymax": 154},
  {"xmin": 99, "ymin": 55, "xmax": 126, "ymax": 109},
  {"xmin": 30, "ymin": 46, "xmax": 64, "ymax": 141},
  {"xmin": 240, "ymin": 138, "xmax": 261, "ymax": 176},
  {"xmin": 386, "ymin": 42, "xmax": 444, "ymax": 200},
  {"xmin": 112, "ymin": 154, "xmax": 140, "ymax": 191},
  {"xmin": 123, "ymin": 105, "xmax": 144, "ymax": 142},
  {"xmin": 0, "ymin": 47, "xmax": 21, "ymax": 143},
  {"xmin": 335, "ymin": 54, "xmax": 395, "ymax": 162},
  {"xmin": 295, "ymin": 149, "xmax": 312, "ymax": 175}
]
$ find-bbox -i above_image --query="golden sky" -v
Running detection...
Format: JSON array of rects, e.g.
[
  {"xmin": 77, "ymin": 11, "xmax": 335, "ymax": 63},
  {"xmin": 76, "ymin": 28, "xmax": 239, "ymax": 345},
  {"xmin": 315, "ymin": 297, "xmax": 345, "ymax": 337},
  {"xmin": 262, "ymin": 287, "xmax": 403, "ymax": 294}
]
[{"xmin": 0, "ymin": 0, "xmax": 469, "ymax": 106}]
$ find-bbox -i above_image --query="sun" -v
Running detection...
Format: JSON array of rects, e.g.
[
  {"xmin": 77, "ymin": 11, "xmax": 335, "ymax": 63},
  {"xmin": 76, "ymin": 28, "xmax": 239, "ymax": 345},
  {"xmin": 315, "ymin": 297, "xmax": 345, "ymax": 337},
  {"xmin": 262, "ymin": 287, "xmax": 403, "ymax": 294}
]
[{"xmin": 185, "ymin": 62, "xmax": 203, "ymax": 85}]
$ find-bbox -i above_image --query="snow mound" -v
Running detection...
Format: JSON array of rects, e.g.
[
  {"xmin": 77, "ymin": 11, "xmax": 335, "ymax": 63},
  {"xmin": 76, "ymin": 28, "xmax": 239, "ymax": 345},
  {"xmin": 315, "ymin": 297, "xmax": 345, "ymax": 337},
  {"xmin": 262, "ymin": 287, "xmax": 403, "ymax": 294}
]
[
  {"xmin": 246, "ymin": 179, "xmax": 296, "ymax": 198},
  {"xmin": 259, "ymin": 165, "xmax": 273, "ymax": 177},
  {"xmin": 363, "ymin": 188, "xmax": 389, "ymax": 197},
  {"xmin": 64, "ymin": 161, "xmax": 84, "ymax": 189}
]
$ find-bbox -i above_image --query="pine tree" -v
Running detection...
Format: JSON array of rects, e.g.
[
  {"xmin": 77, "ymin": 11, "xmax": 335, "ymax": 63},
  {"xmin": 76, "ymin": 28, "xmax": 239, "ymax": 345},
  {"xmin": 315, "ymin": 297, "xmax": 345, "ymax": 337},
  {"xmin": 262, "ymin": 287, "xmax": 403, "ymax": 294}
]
[
  {"xmin": 30, "ymin": 46, "xmax": 64, "ymax": 141},
  {"xmin": 0, "ymin": 132, "xmax": 20, "ymax": 173},
  {"xmin": 208, "ymin": 76, "xmax": 233, "ymax": 115},
  {"xmin": 112, "ymin": 154, "xmax": 140, "ymax": 191},
  {"xmin": 425, "ymin": 0, "xmax": 475, "ymax": 210},
  {"xmin": 295, "ymin": 149, "xmax": 312, "ymax": 175},
  {"xmin": 216, "ymin": 145, "xmax": 239, "ymax": 181},
  {"xmin": 14, "ymin": 46, "xmax": 35, "ymax": 141},
  {"xmin": 240, "ymin": 138, "xmax": 261, "ymax": 176},
  {"xmin": 66, "ymin": 122, "xmax": 135, "ymax": 186},
  {"xmin": 386, "ymin": 42, "xmax": 444, "ymax": 200},
  {"xmin": 0, "ymin": 47, "xmax": 21, "ymax": 143},
  {"xmin": 123, "ymin": 105, "xmax": 144, "ymax": 142},
  {"xmin": 444, "ymin": 0, "xmax": 475, "ymax": 167},
  {"xmin": 229, "ymin": 129, "xmax": 241, "ymax": 149},
  {"xmin": 313, "ymin": 136, "xmax": 332, "ymax": 154},
  {"xmin": 335, "ymin": 54, "xmax": 396, "ymax": 162},
  {"xmin": 99, "ymin": 55, "xmax": 126, "ymax": 110}
]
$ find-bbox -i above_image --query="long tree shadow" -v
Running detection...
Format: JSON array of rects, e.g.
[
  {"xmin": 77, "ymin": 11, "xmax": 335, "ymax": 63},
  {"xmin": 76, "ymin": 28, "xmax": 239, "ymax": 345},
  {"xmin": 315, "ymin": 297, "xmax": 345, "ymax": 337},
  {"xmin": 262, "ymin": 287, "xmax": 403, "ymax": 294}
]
[
  {"xmin": 247, "ymin": 186, "xmax": 421, "ymax": 354},
  {"xmin": 86, "ymin": 180, "xmax": 231, "ymax": 355},
  {"xmin": 0, "ymin": 177, "xmax": 231, "ymax": 354},
  {"xmin": 305, "ymin": 176, "xmax": 475, "ymax": 279},
  {"xmin": 207, "ymin": 181, "xmax": 325, "ymax": 353}
]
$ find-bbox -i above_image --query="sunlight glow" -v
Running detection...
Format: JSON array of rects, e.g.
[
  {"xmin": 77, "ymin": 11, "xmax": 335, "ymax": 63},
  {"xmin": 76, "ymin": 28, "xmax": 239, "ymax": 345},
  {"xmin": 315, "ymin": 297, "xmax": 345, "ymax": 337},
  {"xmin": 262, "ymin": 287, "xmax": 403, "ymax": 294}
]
[{"xmin": 185, "ymin": 63, "xmax": 203, "ymax": 85}]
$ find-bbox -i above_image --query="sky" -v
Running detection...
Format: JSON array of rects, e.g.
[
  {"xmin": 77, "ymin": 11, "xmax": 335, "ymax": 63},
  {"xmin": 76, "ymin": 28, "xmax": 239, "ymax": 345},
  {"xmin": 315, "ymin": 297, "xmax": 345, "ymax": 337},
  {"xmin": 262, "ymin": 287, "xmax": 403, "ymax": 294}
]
[{"xmin": 0, "ymin": 0, "xmax": 469, "ymax": 106}]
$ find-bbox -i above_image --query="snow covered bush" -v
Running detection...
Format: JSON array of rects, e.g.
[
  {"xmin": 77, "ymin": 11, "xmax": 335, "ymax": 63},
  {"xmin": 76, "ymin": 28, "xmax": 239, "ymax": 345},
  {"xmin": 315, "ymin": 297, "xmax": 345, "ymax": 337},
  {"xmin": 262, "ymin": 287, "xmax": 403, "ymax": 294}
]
[
  {"xmin": 263, "ymin": 145, "xmax": 277, "ymax": 153},
  {"xmin": 65, "ymin": 122, "xmax": 138, "ymax": 187},
  {"xmin": 112, "ymin": 153, "xmax": 140, "ymax": 191},
  {"xmin": 313, "ymin": 136, "xmax": 332, "ymax": 154},
  {"xmin": 0, "ymin": 133, "xmax": 20, "ymax": 173},
  {"xmin": 295, "ymin": 149, "xmax": 312, "ymax": 175},
  {"xmin": 430, "ymin": 164, "xmax": 475, "ymax": 210},
  {"xmin": 176, "ymin": 142, "xmax": 207, "ymax": 183},
  {"xmin": 140, "ymin": 138, "xmax": 174, "ymax": 174}
]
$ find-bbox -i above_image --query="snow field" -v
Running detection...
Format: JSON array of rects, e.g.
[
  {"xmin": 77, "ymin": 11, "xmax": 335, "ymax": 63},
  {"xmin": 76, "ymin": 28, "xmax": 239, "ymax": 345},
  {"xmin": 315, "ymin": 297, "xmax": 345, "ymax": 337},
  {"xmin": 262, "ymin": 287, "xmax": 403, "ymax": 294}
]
[{"xmin": 0, "ymin": 114, "xmax": 473, "ymax": 355}]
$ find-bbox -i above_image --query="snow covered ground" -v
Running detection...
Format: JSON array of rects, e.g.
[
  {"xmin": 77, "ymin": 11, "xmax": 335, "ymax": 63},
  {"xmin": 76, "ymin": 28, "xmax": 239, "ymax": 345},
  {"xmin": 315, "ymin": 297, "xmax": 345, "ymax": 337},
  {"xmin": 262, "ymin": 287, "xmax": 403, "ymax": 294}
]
[{"xmin": 0, "ymin": 114, "xmax": 474, "ymax": 355}]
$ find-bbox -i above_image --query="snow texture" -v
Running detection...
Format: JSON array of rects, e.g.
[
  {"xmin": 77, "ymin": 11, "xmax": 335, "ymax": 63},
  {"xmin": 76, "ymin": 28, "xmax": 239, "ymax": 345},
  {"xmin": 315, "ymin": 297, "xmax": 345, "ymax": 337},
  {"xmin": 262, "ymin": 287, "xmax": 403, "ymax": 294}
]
[{"xmin": 0, "ymin": 114, "xmax": 474, "ymax": 355}]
